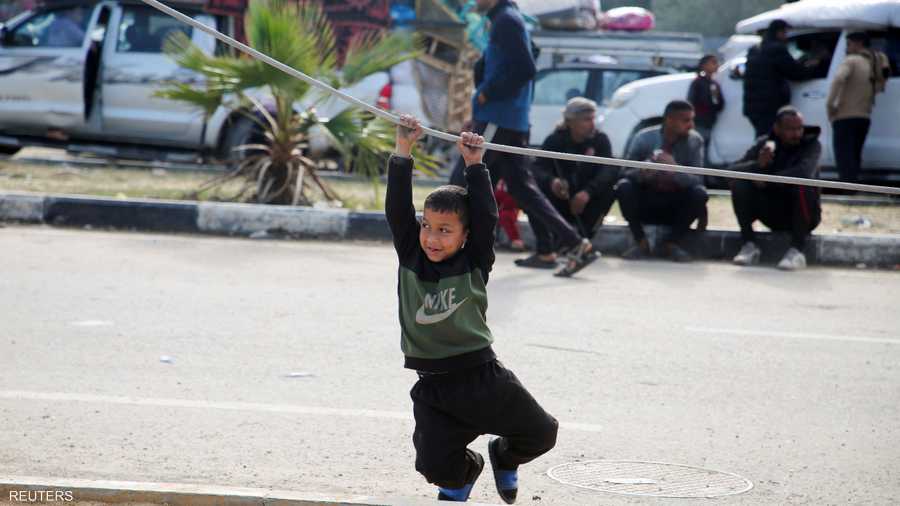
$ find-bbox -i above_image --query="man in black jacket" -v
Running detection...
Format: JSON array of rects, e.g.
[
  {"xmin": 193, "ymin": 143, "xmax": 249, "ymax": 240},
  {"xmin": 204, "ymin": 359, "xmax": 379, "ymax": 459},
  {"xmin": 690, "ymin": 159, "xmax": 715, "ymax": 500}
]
[
  {"xmin": 517, "ymin": 98, "xmax": 618, "ymax": 268},
  {"xmin": 743, "ymin": 20, "xmax": 817, "ymax": 138},
  {"xmin": 729, "ymin": 106, "xmax": 822, "ymax": 271}
]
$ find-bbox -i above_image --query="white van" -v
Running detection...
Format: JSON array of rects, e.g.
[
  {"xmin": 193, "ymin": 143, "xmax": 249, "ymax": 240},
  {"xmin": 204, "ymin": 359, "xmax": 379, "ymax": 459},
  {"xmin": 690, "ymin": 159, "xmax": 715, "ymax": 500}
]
[{"xmin": 599, "ymin": 0, "xmax": 900, "ymax": 181}]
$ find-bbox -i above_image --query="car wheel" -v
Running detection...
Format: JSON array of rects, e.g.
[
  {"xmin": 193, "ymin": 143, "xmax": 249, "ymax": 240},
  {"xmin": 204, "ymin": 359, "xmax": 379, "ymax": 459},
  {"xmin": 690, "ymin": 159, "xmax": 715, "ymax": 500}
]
[{"xmin": 218, "ymin": 115, "xmax": 265, "ymax": 168}]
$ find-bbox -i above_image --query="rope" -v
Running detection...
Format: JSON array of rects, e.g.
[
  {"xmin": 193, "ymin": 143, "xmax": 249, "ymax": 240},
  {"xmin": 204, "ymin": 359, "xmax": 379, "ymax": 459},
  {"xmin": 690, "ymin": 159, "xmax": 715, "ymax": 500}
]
[{"xmin": 140, "ymin": 0, "xmax": 900, "ymax": 196}]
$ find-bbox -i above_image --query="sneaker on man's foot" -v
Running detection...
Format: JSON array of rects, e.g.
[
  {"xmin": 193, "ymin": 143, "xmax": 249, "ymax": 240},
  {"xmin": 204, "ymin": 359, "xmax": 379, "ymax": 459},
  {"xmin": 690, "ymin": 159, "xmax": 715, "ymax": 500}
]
[
  {"xmin": 663, "ymin": 242, "xmax": 693, "ymax": 263},
  {"xmin": 621, "ymin": 238, "xmax": 650, "ymax": 260},
  {"xmin": 733, "ymin": 241, "xmax": 761, "ymax": 266},
  {"xmin": 437, "ymin": 451, "xmax": 485, "ymax": 502},
  {"xmin": 554, "ymin": 238, "xmax": 598, "ymax": 277},
  {"xmin": 488, "ymin": 438, "xmax": 518, "ymax": 504},
  {"xmin": 777, "ymin": 247, "xmax": 807, "ymax": 271}
]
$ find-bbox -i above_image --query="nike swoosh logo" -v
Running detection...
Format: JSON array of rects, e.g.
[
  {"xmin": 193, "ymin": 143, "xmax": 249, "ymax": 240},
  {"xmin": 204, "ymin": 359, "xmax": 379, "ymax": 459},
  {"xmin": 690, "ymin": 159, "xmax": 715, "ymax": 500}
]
[{"xmin": 415, "ymin": 298, "xmax": 468, "ymax": 325}]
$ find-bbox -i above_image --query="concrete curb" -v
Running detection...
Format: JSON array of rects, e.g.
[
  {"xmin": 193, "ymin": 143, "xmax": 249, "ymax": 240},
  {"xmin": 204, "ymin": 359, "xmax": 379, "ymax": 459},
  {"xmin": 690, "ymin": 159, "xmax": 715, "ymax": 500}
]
[
  {"xmin": 0, "ymin": 476, "xmax": 495, "ymax": 506},
  {"xmin": 1, "ymin": 191, "xmax": 898, "ymax": 268}
]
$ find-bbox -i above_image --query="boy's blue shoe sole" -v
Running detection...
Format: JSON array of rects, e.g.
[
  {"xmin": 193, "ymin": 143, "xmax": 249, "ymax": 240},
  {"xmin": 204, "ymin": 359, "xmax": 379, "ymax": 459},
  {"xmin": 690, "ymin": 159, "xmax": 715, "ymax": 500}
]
[
  {"xmin": 438, "ymin": 451, "xmax": 485, "ymax": 502},
  {"xmin": 488, "ymin": 438, "xmax": 518, "ymax": 504}
]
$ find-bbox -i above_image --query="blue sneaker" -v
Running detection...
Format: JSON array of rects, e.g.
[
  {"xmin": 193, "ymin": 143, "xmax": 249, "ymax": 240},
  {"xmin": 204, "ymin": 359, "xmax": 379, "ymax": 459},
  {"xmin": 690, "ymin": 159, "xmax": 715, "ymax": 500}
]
[
  {"xmin": 437, "ymin": 451, "xmax": 484, "ymax": 502},
  {"xmin": 488, "ymin": 438, "xmax": 518, "ymax": 504}
]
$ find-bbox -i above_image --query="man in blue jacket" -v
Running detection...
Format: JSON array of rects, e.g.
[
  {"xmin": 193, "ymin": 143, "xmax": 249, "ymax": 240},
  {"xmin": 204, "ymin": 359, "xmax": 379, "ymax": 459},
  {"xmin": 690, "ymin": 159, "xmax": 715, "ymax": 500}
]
[{"xmin": 450, "ymin": 0, "xmax": 595, "ymax": 277}]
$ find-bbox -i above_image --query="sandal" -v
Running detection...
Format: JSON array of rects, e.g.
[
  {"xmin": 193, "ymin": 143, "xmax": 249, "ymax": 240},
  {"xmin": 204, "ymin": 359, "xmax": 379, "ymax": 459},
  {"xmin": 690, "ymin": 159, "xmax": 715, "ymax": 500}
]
[{"xmin": 554, "ymin": 239, "xmax": 599, "ymax": 277}]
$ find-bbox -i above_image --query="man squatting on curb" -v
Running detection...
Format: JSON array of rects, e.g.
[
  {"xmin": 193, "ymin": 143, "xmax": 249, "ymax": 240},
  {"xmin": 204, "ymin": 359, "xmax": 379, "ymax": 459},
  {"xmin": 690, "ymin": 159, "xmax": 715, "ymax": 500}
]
[{"xmin": 386, "ymin": 115, "xmax": 559, "ymax": 503}]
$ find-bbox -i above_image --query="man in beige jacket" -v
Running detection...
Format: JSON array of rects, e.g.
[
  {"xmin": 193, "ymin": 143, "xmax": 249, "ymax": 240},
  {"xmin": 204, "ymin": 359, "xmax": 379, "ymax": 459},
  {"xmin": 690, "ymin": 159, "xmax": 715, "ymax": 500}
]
[{"xmin": 827, "ymin": 32, "xmax": 889, "ymax": 183}]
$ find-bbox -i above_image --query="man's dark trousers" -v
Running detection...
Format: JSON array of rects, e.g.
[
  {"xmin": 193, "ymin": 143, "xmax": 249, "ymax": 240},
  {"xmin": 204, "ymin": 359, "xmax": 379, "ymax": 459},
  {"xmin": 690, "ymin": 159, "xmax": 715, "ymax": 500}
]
[
  {"xmin": 748, "ymin": 112, "xmax": 776, "ymax": 139},
  {"xmin": 615, "ymin": 179, "xmax": 708, "ymax": 243},
  {"xmin": 532, "ymin": 183, "xmax": 616, "ymax": 254},
  {"xmin": 411, "ymin": 360, "xmax": 558, "ymax": 488},
  {"xmin": 832, "ymin": 118, "xmax": 871, "ymax": 183},
  {"xmin": 450, "ymin": 122, "xmax": 583, "ymax": 255},
  {"xmin": 731, "ymin": 180, "xmax": 821, "ymax": 249}
]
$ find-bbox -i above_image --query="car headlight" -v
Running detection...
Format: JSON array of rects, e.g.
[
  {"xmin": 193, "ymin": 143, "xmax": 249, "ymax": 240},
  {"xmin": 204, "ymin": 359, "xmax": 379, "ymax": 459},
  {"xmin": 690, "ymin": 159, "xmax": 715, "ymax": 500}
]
[{"xmin": 608, "ymin": 88, "xmax": 636, "ymax": 110}]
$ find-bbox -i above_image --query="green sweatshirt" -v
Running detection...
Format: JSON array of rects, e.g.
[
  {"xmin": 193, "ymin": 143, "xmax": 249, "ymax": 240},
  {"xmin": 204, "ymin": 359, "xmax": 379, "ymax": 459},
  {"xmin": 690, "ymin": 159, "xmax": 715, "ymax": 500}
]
[{"xmin": 385, "ymin": 155, "xmax": 499, "ymax": 372}]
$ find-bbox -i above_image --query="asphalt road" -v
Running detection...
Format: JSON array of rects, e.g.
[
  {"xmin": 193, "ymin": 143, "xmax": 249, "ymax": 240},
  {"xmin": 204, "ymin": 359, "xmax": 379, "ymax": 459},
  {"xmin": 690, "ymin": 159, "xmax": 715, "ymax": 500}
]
[{"xmin": 1, "ymin": 225, "xmax": 898, "ymax": 505}]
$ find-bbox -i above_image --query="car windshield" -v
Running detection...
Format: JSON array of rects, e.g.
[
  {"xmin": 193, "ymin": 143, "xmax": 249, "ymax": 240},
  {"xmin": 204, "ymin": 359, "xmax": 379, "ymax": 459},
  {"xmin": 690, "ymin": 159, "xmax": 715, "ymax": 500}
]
[{"xmin": 534, "ymin": 67, "xmax": 662, "ymax": 107}]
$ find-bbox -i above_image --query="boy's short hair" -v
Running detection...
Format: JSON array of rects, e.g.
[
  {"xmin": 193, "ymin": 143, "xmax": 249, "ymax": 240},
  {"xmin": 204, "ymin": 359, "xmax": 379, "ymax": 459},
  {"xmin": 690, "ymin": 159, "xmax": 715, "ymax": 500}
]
[
  {"xmin": 664, "ymin": 100, "xmax": 694, "ymax": 118},
  {"xmin": 424, "ymin": 185, "xmax": 469, "ymax": 227}
]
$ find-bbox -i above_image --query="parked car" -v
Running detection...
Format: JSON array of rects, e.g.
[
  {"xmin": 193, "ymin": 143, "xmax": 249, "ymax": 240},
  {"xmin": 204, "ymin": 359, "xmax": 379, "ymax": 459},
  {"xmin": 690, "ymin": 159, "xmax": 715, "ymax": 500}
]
[
  {"xmin": 530, "ymin": 59, "xmax": 669, "ymax": 145},
  {"xmin": 600, "ymin": 0, "xmax": 900, "ymax": 182},
  {"xmin": 0, "ymin": 0, "xmax": 389, "ymax": 161}
]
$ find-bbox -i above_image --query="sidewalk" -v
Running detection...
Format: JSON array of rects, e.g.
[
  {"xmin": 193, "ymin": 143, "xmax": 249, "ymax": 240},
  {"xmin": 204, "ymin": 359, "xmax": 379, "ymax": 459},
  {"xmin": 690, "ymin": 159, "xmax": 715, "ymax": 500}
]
[{"xmin": 2, "ymin": 191, "xmax": 898, "ymax": 268}]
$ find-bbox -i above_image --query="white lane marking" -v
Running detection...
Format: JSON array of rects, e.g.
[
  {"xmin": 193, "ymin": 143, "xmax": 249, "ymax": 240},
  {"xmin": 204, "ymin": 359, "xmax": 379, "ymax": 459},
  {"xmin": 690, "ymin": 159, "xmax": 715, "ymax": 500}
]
[
  {"xmin": 69, "ymin": 320, "xmax": 114, "ymax": 327},
  {"xmin": 0, "ymin": 391, "xmax": 603, "ymax": 433},
  {"xmin": 686, "ymin": 326, "xmax": 899, "ymax": 345}
]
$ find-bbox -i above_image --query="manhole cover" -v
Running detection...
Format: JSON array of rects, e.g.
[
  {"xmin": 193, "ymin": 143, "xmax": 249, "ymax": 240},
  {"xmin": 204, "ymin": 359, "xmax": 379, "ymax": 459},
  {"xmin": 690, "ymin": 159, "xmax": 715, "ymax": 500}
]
[{"xmin": 547, "ymin": 460, "xmax": 753, "ymax": 498}]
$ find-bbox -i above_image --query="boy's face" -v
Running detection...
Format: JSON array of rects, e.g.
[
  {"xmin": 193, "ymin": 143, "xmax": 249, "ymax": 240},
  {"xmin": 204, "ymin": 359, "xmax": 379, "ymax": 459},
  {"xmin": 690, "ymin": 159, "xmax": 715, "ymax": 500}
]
[{"xmin": 420, "ymin": 207, "xmax": 468, "ymax": 262}]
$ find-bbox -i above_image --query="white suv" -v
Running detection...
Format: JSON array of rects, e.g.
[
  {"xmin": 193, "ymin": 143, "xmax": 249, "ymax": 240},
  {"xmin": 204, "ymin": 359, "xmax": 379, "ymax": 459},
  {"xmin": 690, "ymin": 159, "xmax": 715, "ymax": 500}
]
[{"xmin": 600, "ymin": 1, "xmax": 900, "ymax": 181}]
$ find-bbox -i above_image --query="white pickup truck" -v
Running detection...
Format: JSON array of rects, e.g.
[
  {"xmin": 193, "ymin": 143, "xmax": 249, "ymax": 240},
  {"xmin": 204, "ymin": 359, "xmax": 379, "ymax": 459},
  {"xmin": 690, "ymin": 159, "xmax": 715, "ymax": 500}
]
[
  {"xmin": 599, "ymin": 0, "xmax": 900, "ymax": 181},
  {"xmin": 0, "ymin": 0, "xmax": 387, "ymax": 161},
  {"xmin": 528, "ymin": 28, "xmax": 703, "ymax": 145}
]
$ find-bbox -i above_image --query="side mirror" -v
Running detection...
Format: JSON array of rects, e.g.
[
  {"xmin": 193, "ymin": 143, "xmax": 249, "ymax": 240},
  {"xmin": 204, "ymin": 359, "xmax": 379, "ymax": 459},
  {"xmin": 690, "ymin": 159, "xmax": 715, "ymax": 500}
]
[{"xmin": 0, "ymin": 24, "xmax": 7, "ymax": 45}]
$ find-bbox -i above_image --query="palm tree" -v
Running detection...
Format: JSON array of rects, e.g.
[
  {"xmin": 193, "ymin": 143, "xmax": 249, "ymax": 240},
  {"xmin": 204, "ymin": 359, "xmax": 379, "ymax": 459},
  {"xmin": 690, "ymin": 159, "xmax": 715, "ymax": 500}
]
[{"xmin": 157, "ymin": 0, "xmax": 436, "ymax": 206}]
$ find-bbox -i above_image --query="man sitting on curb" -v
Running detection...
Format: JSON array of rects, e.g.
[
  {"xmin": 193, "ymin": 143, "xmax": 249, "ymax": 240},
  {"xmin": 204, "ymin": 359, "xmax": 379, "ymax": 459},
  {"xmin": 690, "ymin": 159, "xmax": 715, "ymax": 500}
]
[
  {"xmin": 615, "ymin": 100, "xmax": 708, "ymax": 262},
  {"xmin": 517, "ymin": 98, "xmax": 618, "ymax": 268},
  {"xmin": 728, "ymin": 106, "xmax": 822, "ymax": 271}
]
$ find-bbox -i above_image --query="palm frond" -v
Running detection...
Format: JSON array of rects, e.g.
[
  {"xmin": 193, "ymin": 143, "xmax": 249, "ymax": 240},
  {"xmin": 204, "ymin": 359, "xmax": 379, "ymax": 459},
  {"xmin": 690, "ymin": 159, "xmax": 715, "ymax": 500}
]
[
  {"xmin": 341, "ymin": 31, "xmax": 420, "ymax": 87},
  {"xmin": 297, "ymin": 0, "xmax": 337, "ymax": 70},
  {"xmin": 246, "ymin": 0, "xmax": 319, "ymax": 99},
  {"xmin": 153, "ymin": 82, "xmax": 223, "ymax": 116}
]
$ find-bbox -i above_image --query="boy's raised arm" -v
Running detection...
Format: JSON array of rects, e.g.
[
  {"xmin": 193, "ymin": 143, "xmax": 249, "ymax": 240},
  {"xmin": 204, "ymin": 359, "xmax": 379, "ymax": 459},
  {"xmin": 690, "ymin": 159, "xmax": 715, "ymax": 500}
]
[
  {"xmin": 458, "ymin": 133, "xmax": 498, "ymax": 273},
  {"xmin": 385, "ymin": 116, "xmax": 424, "ymax": 258}
]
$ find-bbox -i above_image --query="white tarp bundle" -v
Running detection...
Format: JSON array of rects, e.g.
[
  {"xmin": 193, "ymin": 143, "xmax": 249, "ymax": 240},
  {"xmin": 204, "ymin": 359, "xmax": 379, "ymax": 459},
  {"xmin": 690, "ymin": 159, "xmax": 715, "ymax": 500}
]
[{"xmin": 736, "ymin": 0, "xmax": 900, "ymax": 34}]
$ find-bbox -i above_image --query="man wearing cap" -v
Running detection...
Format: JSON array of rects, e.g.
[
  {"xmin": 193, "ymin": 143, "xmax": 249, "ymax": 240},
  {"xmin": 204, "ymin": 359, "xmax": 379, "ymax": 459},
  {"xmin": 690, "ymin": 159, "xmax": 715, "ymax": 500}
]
[
  {"xmin": 520, "ymin": 98, "xmax": 618, "ymax": 268},
  {"xmin": 743, "ymin": 19, "xmax": 818, "ymax": 138}
]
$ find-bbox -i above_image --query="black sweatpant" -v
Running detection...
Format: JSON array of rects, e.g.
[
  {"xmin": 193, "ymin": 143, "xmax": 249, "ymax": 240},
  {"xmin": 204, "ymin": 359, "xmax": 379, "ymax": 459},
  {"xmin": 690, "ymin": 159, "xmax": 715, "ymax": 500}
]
[
  {"xmin": 450, "ymin": 122, "xmax": 582, "ymax": 255},
  {"xmin": 410, "ymin": 359, "xmax": 558, "ymax": 489},
  {"xmin": 531, "ymin": 183, "xmax": 616, "ymax": 254},
  {"xmin": 614, "ymin": 179, "xmax": 708, "ymax": 244},
  {"xmin": 832, "ymin": 118, "xmax": 871, "ymax": 183},
  {"xmin": 731, "ymin": 180, "xmax": 821, "ymax": 249}
]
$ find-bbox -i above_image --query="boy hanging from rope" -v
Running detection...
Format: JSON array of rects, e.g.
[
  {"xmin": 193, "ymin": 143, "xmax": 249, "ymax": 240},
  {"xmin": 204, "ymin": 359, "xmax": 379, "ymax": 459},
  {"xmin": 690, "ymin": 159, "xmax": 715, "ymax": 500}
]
[{"xmin": 385, "ymin": 115, "xmax": 558, "ymax": 503}]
